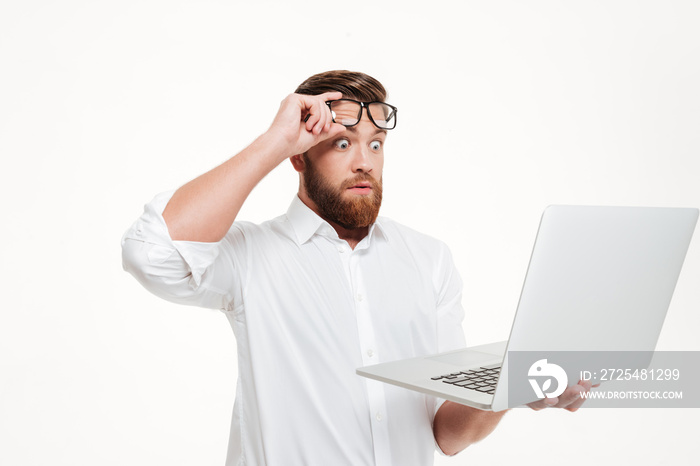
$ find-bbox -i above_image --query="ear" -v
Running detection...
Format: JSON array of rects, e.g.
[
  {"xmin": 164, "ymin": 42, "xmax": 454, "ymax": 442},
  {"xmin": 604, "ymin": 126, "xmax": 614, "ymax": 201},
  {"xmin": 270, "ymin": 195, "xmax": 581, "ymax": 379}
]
[{"xmin": 289, "ymin": 154, "xmax": 305, "ymax": 173}]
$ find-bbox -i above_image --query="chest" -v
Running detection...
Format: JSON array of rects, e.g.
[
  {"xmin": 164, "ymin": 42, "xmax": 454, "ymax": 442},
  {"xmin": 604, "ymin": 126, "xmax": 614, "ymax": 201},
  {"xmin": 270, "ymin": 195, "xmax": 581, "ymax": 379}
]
[{"xmin": 241, "ymin": 236, "xmax": 440, "ymax": 361}]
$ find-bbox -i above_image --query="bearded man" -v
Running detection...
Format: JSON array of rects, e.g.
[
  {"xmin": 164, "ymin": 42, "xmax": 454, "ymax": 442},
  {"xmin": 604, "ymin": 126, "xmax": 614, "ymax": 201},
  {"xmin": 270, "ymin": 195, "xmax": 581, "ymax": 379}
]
[{"xmin": 122, "ymin": 70, "xmax": 515, "ymax": 465}]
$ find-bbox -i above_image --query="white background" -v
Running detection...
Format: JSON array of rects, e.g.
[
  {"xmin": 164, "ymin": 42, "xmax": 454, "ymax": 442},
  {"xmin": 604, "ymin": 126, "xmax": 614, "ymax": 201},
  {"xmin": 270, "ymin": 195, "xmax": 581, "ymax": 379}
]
[{"xmin": 1, "ymin": 1, "xmax": 699, "ymax": 464}]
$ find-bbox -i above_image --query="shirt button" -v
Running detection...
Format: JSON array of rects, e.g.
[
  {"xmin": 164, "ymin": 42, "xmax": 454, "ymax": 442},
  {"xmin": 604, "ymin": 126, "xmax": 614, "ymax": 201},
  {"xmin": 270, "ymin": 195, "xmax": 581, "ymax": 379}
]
[
  {"xmin": 337, "ymin": 245, "xmax": 346, "ymax": 253},
  {"xmin": 375, "ymin": 412, "xmax": 383, "ymax": 422},
  {"xmin": 357, "ymin": 293, "xmax": 363, "ymax": 302},
  {"xmin": 367, "ymin": 349, "xmax": 374, "ymax": 357}
]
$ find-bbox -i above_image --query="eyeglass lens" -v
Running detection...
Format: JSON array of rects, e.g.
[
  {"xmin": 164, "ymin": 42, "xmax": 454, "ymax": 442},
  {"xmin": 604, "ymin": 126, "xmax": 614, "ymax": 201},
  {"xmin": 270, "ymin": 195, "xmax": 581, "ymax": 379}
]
[{"xmin": 328, "ymin": 100, "xmax": 397, "ymax": 130}]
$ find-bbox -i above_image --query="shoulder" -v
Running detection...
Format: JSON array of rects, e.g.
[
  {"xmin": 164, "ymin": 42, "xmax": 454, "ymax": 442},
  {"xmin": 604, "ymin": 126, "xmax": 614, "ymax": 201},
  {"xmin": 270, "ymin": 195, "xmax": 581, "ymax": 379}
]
[
  {"xmin": 377, "ymin": 216, "xmax": 453, "ymax": 263},
  {"xmin": 377, "ymin": 217, "xmax": 460, "ymax": 291},
  {"xmin": 223, "ymin": 213, "xmax": 295, "ymax": 248},
  {"xmin": 378, "ymin": 216, "xmax": 449, "ymax": 250}
]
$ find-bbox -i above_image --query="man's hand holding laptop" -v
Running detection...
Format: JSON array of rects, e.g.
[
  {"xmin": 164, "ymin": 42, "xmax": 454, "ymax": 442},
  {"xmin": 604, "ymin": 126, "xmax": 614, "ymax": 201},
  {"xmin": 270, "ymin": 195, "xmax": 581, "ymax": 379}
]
[{"xmin": 527, "ymin": 379, "xmax": 599, "ymax": 411}]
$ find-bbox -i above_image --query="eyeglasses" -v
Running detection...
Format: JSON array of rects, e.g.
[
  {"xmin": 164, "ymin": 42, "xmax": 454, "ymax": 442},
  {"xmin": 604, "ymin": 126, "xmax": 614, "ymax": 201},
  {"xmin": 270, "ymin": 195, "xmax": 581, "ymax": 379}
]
[{"xmin": 326, "ymin": 99, "xmax": 398, "ymax": 130}]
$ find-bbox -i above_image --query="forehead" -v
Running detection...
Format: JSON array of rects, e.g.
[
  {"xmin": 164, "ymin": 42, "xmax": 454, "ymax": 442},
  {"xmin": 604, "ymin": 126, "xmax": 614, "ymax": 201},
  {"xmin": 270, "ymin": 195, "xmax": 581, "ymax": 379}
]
[
  {"xmin": 330, "ymin": 100, "xmax": 361, "ymax": 118},
  {"xmin": 330, "ymin": 99, "xmax": 392, "ymax": 128}
]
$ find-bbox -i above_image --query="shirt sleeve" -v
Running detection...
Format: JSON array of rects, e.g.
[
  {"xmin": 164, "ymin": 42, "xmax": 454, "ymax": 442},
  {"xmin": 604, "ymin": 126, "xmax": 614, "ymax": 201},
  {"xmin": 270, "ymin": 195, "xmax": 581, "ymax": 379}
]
[
  {"xmin": 434, "ymin": 241, "xmax": 467, "ymax": 353},
  {"xmin": 121, "ymin": 190, "xmax": 243, "ymax": 311},
  {"xmin": 431, "ymin": 241, "xmax": 467, "ymax": 456}
]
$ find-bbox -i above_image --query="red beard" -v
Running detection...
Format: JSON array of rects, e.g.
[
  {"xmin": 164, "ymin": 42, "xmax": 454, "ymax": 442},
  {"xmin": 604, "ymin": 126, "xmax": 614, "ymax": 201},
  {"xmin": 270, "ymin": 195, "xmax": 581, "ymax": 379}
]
[{"xmin": 302, "ymin": 153, "xmax": 383, "ymax": 229}]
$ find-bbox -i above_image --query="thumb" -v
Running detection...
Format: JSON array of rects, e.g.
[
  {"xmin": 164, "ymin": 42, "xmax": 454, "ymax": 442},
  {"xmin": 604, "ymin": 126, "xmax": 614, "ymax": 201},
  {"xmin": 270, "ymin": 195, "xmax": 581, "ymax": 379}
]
[
  {"xmin": 327, "ymin": 123, "xmax": 347, "ymax": 139},
  {"xmin": 315, "ymin": 123, "xmax": 347, "ymax": 143}
]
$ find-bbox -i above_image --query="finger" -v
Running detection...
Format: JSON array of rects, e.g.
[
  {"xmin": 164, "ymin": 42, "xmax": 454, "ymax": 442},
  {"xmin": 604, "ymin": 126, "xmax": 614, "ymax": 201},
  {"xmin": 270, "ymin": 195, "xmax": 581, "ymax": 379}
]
[
  {"xmin": 527, "ymin": 400, "xmax": 547, "ymax": 411},
  {"xmin": 309, "ymin": 98, "xmax": 330, "ymax": 134},
  {"xmin": 304, "ymin": 102, "xmax": 321, "ymax": 132},
  {"xmin": 322, "ymin": 104, "xmax": 332, "ymax": 132},
  {"xmin": 314, "ymin": 99, "xmax": 330, "ymax": 135},
  {"xmin": 319, "ymin": 95, "xmax": 337, "ymax": 133},
  {"xmin": 555, "ymin": 384, "xmax": 585, "ymax": 410},
  {"xmin": 565, "ymin": 393, "xmax": 588, "ymax": 412},
  {"xmin": 528, "ymin": 397, "xmax": 558, "ymax": 411},
  {"xmin": 566, "ymin": 380, "xmax": 594, "ymax": 412},
  {"xmin": 555, "ymin": 380, "xmax": 592, "ymax": 410},
  {"xmin": 544, "ymin": 396, "xmax": 559, "ymax": 407},
  {"xmin": 313, "ymin": 92, "xmax": 341, "ymax": 133},
  {"xmin": 318, "ymin": 91, "xmax": 343, "ymax": 102},
  {"xmin": 324, "ymin": 122, "xmax": 347, "ymax": 139},
  {"xmin": 312, "ymin": 122, "xmax": 346, "ymax": 145},
  {"xmin": 296, "ymin": 94, "xmax": 320, "ymax": 131},
  {"xmin": 322, "ymin": 92, "xmax": 342, "ymax": 131},
  {"xmin": 300, "ymin": 92, "xmax": 341, "ymax": 134}
]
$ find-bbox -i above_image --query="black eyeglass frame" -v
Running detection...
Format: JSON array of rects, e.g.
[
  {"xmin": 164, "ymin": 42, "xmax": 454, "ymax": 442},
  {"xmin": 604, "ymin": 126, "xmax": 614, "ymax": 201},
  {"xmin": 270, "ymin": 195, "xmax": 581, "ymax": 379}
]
[{"xmin": 325, "ymin": 99, "xmax": 398, "ymax": 130}]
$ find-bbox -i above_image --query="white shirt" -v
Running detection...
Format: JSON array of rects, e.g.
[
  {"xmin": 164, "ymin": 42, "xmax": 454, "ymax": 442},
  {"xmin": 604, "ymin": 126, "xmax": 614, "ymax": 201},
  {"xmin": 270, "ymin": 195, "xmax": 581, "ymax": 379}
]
[{"xmin": 122, "ymin": 192, "xmax": 466, "ymax": 466}]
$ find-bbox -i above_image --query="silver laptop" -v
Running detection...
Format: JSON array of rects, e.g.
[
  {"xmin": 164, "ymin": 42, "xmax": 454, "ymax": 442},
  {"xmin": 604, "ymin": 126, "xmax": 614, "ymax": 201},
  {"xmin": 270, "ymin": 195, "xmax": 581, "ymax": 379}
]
[{"xmin": 357, "ymin": 205, "xmax": 698, "ymax": 411}]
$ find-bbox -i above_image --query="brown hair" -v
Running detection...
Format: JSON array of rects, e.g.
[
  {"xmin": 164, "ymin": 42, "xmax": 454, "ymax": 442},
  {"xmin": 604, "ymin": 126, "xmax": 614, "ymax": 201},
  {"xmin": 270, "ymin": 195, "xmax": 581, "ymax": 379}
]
[{"xmin": 294, "ymin": 70, "xmax": 387, "ymax": 102}]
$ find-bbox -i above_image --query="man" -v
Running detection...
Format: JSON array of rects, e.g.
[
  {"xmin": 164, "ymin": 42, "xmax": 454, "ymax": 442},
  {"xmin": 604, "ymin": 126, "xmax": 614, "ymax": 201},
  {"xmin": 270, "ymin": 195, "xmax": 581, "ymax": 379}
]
[{"xmin": 122, "ymin": 70, "xmax": 592, "ymax": 465}]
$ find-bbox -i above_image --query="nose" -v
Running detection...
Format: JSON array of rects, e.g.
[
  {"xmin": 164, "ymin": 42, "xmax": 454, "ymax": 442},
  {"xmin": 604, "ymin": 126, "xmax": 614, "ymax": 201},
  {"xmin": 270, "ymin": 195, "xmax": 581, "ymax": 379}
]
[{"xmin": 350, "ymin": 144, "xmax": 373, "ymax": 174}]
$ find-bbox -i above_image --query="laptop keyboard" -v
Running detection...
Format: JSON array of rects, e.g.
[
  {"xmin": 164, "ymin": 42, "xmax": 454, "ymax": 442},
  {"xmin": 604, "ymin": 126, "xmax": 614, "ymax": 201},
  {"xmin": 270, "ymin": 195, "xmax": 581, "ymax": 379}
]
[{"xmin": 430, "ymin": 363, "xmax": 501, "ymax": 395}]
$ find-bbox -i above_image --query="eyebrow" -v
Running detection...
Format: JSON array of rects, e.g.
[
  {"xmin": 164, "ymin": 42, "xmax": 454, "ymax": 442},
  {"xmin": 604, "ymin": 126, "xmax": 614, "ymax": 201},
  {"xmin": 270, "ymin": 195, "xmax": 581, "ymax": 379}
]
[{"xmin": 344, "ymin": 126, "xmax": 388, "ymax": 137}]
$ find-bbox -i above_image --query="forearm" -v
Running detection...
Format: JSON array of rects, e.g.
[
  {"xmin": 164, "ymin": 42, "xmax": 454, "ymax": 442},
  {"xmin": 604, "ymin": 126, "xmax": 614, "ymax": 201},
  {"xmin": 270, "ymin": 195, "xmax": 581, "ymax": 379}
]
[
  {"xmin": 433, "ymin": 401, "xmax": 507, "ymax": 456},
  {"xmin": 162, "ymin": 91, "xmax": 344, "ymax": 242},
  {"xmin": 163, "ymin": 132, "xmax": 289, "ymax": 242}
]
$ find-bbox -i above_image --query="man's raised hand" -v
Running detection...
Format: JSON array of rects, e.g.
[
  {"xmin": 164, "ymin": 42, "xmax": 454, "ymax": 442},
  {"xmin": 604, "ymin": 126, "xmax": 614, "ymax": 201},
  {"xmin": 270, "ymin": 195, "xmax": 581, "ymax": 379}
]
[{"xmin": 266, "ymin": 91, "xmax": 347, "ymax": 159}]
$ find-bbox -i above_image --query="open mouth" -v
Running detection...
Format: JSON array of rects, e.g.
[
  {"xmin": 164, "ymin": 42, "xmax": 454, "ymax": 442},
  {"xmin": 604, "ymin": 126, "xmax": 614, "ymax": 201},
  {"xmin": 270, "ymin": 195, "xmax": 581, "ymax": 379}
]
[
  {"xmin": 347, "ymin": 182, "xmax": 372, "ymax": 192},
  {"xmin": 348, "ymin": 181, "xmax": 371, "ymax": 188}
]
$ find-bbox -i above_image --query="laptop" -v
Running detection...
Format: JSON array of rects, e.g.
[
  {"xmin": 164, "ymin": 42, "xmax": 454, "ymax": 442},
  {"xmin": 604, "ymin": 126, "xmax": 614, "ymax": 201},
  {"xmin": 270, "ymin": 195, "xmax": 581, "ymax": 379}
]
[{"xmin": 357, "ymin": 205, "xmax": 698, "ymax": 411}]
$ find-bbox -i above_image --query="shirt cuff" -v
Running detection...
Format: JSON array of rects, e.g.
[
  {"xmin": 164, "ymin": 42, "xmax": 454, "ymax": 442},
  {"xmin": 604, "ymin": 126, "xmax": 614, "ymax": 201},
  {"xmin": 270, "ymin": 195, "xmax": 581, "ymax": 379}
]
[
  {"xmin": 433, "ymin": 397, "xmax": 454, "ymax": 457},
  {"xmin": 122, "ymin": 190, "xmax": 222, "ymax": 287}
]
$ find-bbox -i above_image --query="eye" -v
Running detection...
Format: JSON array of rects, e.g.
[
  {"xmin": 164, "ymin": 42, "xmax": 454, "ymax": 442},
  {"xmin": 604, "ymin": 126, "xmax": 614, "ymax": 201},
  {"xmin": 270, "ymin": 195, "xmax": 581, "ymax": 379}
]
[
  {"xmin": 369, "ymin": 140, "xmax": 382, "ymax": 151},
  {"xmin": 334, "ymin": 139, "xmax": 350, "ymax": 150}
]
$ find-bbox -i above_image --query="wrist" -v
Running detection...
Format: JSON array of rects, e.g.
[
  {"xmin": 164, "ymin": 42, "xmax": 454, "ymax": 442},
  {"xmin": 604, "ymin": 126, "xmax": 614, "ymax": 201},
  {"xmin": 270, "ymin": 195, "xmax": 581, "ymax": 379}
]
[{"xmin": 254, "ymin": 130, "xmax": 298, "ymax": 164}]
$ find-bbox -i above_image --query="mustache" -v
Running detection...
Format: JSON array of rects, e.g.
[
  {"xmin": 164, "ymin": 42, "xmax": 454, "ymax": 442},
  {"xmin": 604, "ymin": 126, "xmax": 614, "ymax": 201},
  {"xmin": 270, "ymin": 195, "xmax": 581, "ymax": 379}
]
[{"xmin": 340, "ymin": 173, "xmax": 382, "ymax": 190}]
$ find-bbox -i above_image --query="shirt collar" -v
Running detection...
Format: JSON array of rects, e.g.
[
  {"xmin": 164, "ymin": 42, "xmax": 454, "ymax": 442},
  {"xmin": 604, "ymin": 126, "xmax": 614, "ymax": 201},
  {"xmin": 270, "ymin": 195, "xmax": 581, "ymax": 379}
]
[{"xmin": 286, "ymin": 195, "xmax": 388, "ymax": 245}]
